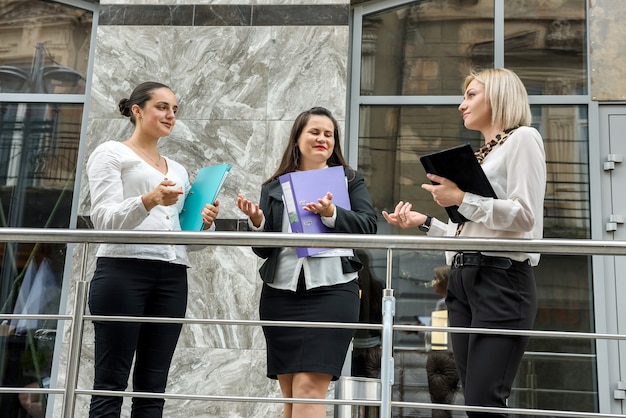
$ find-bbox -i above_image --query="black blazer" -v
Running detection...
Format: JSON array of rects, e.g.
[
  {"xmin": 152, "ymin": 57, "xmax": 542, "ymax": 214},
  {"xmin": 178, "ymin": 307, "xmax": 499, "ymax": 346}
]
[{"xmin": 252, "ymin": 167, "xmax": 377, "ymax": 283}]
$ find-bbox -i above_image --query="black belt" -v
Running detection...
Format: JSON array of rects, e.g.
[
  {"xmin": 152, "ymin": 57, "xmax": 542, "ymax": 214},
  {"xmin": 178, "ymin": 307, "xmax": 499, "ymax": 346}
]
[{"xmin": 452, "ymin": 252, "xmax": 518, "ymax": 270}]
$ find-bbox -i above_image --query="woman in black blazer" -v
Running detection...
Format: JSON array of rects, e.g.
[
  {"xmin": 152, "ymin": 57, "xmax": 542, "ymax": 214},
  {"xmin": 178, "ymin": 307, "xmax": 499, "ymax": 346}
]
[{"xmin": 237, "ymin": 107, "xmax": 377, "ymax": 418}]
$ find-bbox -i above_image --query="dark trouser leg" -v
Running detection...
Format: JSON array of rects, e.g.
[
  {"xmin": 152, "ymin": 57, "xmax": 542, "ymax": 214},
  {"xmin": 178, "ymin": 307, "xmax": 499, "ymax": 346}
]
[
  {"xmin": 88, "ymin": 258, "xmax": 187, "ymax": 418},
  {"xmin": 446, "ymin": 262, "xmax": 536, "ymax": 418},
  {"xmin": 131, "ymin": 261, "xmax": 187, "ymax": 418},
  {"xmin": 462, "ymin": 334, "xmax": 529, "ymax": 418},
  {"xmin": 88, "ymin": 258, "xmax": 143, "ymax": 418}
]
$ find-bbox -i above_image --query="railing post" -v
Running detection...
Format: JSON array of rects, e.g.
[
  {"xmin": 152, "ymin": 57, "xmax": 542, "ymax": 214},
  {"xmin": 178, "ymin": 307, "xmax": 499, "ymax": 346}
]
[
  {"xmin": 61, "ymin": 242, "xmax": 90, "ymax": 418},
  {"xmin": 379, "ymin": 249, "xmax": 395, "ymax": 418}
]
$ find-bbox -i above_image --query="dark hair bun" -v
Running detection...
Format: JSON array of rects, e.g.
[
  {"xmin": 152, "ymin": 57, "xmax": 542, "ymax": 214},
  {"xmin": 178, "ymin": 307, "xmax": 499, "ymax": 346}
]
[{"xmin": 118, "ymin": 98, "xmax": 132, "ymax": 117}]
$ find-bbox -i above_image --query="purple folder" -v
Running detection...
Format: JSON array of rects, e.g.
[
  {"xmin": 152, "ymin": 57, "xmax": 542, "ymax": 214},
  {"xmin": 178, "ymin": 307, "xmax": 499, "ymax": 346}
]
[{"xmin": 279, "ymin": 166, "xmax": 351, "ymax": 257}]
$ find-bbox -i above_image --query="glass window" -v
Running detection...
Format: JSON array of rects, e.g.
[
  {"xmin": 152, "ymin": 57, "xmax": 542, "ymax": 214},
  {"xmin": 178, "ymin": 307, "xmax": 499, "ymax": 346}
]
[
  {"xmin": 359, "ymin": 0, "xmax": 587, "ymax": 97},
  {"xmin": 0, "ymin": 1, "xmax": 93, "ymax": 415},
  {"xmin": 353, "ymin": 0, "xmax": 593, "ymax": 414},
  {"xmin": 0, "ymin": 1, "xmax": 91, "ymax": 94},
  {"xmin": 361, "ymin": 2, "xmax": 493, "ymax": 96},
  {"xmin": 0, "ymin": 100, "xmax": 82, "ymax": 416},
  {"xmin": 504, "ymin": 0, "xmax": 587, "ymax": 95},
  {"xmin": 357, "ymin": 103, "xmax": 595, "ymax": 415}
]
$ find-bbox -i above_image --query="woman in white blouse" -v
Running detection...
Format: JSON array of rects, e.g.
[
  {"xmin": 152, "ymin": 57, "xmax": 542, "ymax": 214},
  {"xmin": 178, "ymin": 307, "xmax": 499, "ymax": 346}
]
[
  {"xmin": 86, "ymin": 82, "xmax": 219, "ymax": 418},
  {"xmin": 383, "ymin": 68, "xmax": 546, "ymax": 418}
]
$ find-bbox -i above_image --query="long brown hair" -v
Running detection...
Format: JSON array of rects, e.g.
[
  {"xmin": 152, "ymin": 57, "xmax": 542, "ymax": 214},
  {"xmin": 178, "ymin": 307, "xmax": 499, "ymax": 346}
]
[{"xmin": 264, "ymin": 107, "xmax": 351, "ymax": 184}]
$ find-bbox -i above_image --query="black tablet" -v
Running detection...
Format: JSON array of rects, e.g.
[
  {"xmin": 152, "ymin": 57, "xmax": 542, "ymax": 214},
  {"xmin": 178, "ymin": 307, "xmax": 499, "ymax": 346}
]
[{"xmin": 420, "ymin": 143, "xmax": 497, "ymax": 224}]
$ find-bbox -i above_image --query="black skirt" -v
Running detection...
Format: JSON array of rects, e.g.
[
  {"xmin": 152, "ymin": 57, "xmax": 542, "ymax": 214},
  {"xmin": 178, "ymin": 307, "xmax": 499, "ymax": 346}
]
[{"xmin": 259, "ymin": 278, "xmax": 360, "ymax": 381}]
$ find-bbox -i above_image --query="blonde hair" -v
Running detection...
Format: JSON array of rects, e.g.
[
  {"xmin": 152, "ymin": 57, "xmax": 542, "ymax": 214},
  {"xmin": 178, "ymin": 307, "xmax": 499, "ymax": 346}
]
[{"xmin": 462, "ymin": 68, "xmax": 532, "ymax": 129}]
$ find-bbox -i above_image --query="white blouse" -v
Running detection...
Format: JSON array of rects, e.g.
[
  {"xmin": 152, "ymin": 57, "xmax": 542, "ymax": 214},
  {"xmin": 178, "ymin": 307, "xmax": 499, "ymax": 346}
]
[
  {"xmin": 428, "ymin": 126, "xmax": 547, "ymax": 266},
  {"xmin": 87, "ymin": 141, "xmax": 192, "ymax": 267}
]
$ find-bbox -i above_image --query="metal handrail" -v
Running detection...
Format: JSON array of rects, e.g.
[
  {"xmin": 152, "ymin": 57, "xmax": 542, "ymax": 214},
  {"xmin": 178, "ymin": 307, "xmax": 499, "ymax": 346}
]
[
  {"xmin": 3, "ymin": 227, "xmax": 626, "ymax": 255},
  {"xmin": 1, "ymin": 228, "xmax": 625, "ymax": 418}
]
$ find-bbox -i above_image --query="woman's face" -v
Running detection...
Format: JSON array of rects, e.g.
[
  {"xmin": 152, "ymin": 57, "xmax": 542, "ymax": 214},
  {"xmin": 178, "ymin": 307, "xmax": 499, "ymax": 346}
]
[
  {"xmin": 459, "ymin": 79, "xmax": 491, "ymax": 133},
  {"xmin": 296, "ymin": 115, "xmax": 335, "ymax": 170},
  {"xmin": 135, "ymin": 87, "xmax": 178, "ymax": 138}
]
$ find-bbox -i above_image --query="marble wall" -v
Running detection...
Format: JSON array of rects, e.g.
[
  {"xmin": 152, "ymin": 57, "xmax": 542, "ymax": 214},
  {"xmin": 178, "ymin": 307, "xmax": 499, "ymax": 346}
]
[{"xmin": 60, "ymin": 1, "xmax": 351, "ymax": 417}]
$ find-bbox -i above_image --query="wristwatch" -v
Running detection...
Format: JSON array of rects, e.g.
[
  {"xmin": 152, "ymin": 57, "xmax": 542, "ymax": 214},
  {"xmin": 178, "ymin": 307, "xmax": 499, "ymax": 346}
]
[{"xmin": 418, "ymin": 214, "xmax": 433, "ymax": 232}]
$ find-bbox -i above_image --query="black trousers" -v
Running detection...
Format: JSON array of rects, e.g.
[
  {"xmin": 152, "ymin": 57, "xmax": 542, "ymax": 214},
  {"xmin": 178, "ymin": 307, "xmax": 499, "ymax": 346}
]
[
  {"xmin": 446, "ymin": 258, "xmax": 536, "ymax": 418},
  {"xmin": 88, "ymin": 257, "xmax": 188, "ymax": 418}
]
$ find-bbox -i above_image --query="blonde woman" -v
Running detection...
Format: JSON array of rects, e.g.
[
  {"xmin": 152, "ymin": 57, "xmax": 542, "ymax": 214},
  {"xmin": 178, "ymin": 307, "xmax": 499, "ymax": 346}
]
[{"xmin": 384, "ymin": 68, "xmax": 546, "ymax": 417}]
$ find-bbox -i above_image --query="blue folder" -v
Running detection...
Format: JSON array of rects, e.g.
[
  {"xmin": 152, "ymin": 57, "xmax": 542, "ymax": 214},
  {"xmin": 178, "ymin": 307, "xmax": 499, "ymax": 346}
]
[
  {"xmin": 179, "ymin": 163, "xmax": 232, "ymax": 231},
  {"xmin": 279, "ymin": 166, "xmax": 351, "ymax": 257}
]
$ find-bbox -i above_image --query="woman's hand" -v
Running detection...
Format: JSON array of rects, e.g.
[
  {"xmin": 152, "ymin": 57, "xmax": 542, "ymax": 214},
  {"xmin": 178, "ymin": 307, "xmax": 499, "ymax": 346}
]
[
  {"xmin": 421, "ymin": 174, "xmax": 465, "ymax": 208},
  {"xmin": 201, "ymin": 200, "xmax": 219, "ymax": 230},
  {"xmin": 303, "ymin": 192, "xmax": 335, "ymax": 217},
  {"xmin": 237, "ymin": 193, "xmax": 263, "ymax": 228},
  {"xmin": 382, "ymin": 201, "xmax": 426, "ymax": 229},
  {"xmin": 142, "ymin": 180, "xmax": 183, "ymax": 211}
]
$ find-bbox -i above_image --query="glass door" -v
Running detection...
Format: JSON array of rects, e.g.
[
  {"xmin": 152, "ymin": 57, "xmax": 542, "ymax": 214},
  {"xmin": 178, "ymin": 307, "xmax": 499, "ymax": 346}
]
[{"xmin": 597, "ymin": 105, "xmax": 626, "ymax": 416}]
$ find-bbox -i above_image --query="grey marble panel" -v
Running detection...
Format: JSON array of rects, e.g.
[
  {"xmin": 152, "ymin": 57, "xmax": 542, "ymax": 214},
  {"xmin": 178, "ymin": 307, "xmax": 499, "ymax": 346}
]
[
  {"xmin": 99, "ymin": 4, "xmax": 348, "ymax": 26},
  {"xmin": 170, "ymin": 26, "xmax": 272, "ymax": 121},
  {"xmin": 182, "ymin": 245, "xmax": 262, "ymax": 349},
  {"xmin": 89, "ymin": 26, "xmax": 177, "ymax": 119},
  {"xmin": 99, "ymin": 5, "xmax": 194, "ymax": 25},
  {"xmin": 253, "ymin": 5, "xmax": 348, "ymax": 26},
  {"xmin": 194, "ymin": 5, "xmax": 253, "ymax": 26},
  {"xmin": 267, "ymin": 26, "xmax": 349, "ymax": 120}
]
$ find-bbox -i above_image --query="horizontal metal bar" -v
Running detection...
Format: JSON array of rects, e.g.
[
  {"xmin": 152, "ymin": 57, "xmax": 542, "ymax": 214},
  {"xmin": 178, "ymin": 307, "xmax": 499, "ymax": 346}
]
[
  {"xmin": 0, "ymin": 388, "xmax": 65, "ymax": 395},
  {"xmin": 1, "ymin": 228, "xmax": 626, "ymax": 256},
  {"xmin": 522, "ymin": 351, "xmax": 596, "ymax": 359},
  {"xmin": 83, "ymin": 314, "xmax": 382, "ymax": 330},
  {"xmin": 0, "ymin": 93, "xmax": 86, "ymax": 103},
  {"xmin": 68, "ymin": 389, "xmax": 623, "ymax": 418},
  {"xmin": 390, "ymin": 401, "xmax": 624, "ymax": 418},
  {"xmin": 80, "ymin": 314, "xmax": 624, "ymax": 341},
  {"xmin": 0, "ymin": 314, "xmax": 71, "ymax": 321},
  {"xmin": 74, "ymin": 389, "xmax": 380, "ymax": 406},
  {"xmin": 394, "ymin": 324, "xmax": 626, "ymax": 341}
]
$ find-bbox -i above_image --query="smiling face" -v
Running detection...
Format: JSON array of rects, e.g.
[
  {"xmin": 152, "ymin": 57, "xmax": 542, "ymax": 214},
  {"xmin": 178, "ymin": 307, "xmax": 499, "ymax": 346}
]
[
  {"xmin": 296, "ymin": 114, "xmax": 336, "ymax": 170},
  {"xmin": 459, "ymin": 79, "xmax": 492, "ymax": 136},
  {"xmin": 133, "ymin": 87, "xmax": 178, "ymax": 139}
]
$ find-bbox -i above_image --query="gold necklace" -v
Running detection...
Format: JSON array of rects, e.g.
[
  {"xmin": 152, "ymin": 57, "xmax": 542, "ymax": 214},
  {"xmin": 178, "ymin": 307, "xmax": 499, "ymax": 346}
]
[{"xmin": 130, "ymin": 141, "xmax": 162, "ymax": 167}]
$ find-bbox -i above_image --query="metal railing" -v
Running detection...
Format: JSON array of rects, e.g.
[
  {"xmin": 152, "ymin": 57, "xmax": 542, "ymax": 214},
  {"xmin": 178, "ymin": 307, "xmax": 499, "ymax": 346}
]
[{"xmin": 1, "ymin": 228, "xmax": 626, "ymax": 418}]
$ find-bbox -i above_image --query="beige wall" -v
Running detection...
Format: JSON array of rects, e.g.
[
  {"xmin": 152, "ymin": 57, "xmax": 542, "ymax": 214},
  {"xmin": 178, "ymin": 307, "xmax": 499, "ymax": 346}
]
[{"xmin": 588, "ymin": 0, "xmax": 626, "ymax": 100}]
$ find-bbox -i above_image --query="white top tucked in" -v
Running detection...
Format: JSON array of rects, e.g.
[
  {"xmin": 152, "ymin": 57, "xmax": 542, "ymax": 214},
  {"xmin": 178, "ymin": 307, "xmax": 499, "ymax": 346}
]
[
  {"xmin": 427, "ymin": 126, "xmax": 546, "ymax": 266},
  {"xmin": 87, "ymin": 140, "xmax": 192, "ymax": 267}
]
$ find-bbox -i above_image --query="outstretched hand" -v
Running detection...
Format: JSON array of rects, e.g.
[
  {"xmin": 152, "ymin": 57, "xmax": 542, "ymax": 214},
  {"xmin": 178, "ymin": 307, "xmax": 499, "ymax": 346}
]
[
  {"xmin": 142, "ymin": 180, "xmax": 183, "ymax": 211},
  {"xmin": 382, "ymin": 201, "xmax": 426, "ymax": 229},
  {"xmin": 237, "ymin": 193, "xmax": 263, "ymax": 228},
  {"xmin": 303, "ymin": 192, "xmax": 335, "ymax": 217}
]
